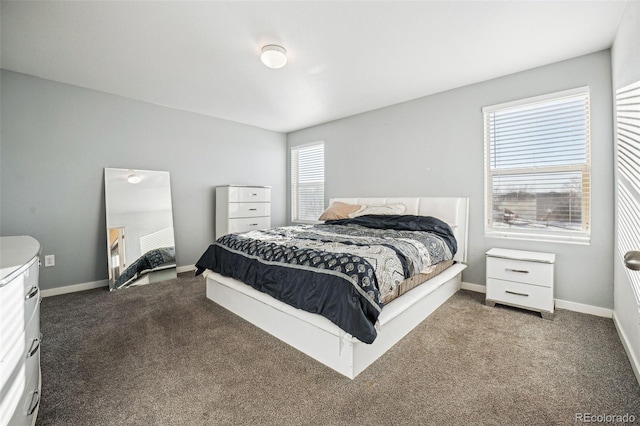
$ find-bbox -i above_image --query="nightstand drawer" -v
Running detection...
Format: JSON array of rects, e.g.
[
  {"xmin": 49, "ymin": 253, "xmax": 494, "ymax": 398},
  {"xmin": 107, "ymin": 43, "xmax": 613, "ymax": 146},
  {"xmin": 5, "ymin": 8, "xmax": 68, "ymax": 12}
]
[
  {"xmin": 487, "ymin": 256, "xmax": 553, "ymax": 287},
  {"xmin": 228, "ymin": 202, "xmax": 271, "ymax": 219},
  {"xmin": 486, "ymin": 278, "xmax": 554, "ymax": 312}
]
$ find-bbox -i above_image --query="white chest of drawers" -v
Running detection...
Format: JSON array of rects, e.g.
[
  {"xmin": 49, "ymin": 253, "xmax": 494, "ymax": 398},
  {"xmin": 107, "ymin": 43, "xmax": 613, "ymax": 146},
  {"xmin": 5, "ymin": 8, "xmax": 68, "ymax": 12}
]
[
  {"xmin": 216, "ymin": 185, "xmax": 271, "ymax": 239},
  {"xmin": 0, "ymin": 236, "xmax": 42, "ymax": 426},
  {"xmin": 485, "ymin": 248, "xmax": 555, "ymax": 319}
]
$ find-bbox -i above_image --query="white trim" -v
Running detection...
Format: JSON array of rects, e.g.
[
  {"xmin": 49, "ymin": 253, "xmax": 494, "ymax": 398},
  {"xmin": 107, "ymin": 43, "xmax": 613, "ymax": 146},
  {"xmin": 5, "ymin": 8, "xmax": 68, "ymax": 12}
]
[
  {"xmin": 554, "ymin": 299, "xmax": 612, "ymax": 318},
  {"xmin": 41, "ymin": 265, "xmax": 194, "ymax": 297},
  {"xmin": 463, "ymin": 282, "xmax": 612, "ymax": 318},
  {"xmin": 482, "ymin": 86, "xmax": 590, "ymax": 113},
  {"xmin": 485, "ymin": 232, "xmax": 590, "ymax": 245},
  {"xmin": 177, "ymin": 264, "xmax": 196, "ymax": 274},
  {"xmin": 41, "ymin": 279, "xmax": 107, "ymax": 297},
  {"xmin": 461, "ymin": 281, "xmax": 486, "ymax": 293},
  {"xmin": 290, "ymin": 140, "xmax": 325, "ymax": 150},
  {"xmin": 613, "ymin": 311, "xmax": 640, "ymax": 386},
  {"xmin": 483, "ymin": 87, "xmax": 591, "ymax": 243}
]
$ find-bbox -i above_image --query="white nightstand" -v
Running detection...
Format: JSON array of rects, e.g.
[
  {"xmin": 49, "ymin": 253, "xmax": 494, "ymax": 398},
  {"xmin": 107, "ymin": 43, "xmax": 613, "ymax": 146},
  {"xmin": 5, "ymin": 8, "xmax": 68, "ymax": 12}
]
[{"xmin": 485, "ymin": 248, "xmax": 555, "ymax": 319}]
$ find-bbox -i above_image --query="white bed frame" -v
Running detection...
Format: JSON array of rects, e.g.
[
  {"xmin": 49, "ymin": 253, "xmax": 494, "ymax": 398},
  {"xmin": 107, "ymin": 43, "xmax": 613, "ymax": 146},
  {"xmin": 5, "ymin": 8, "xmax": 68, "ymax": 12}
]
[{"xmin": 203, "ymin": 197, "xmax": 469, "ymax": 379}]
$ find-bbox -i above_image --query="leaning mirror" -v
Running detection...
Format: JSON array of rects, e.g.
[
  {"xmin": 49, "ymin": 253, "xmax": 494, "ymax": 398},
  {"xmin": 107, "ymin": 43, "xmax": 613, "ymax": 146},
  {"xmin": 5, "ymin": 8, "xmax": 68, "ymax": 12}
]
[{"xmin": 104, "ymin": 168, "xmax": 177, "ymax": 290}]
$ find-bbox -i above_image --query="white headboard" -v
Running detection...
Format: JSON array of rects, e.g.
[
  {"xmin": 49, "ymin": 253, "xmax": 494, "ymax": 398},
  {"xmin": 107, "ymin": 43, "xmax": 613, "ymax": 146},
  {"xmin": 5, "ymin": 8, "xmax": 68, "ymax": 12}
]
[{"xmin": 329, "ymin": 197, "xmax": 469, "ymax": 263}]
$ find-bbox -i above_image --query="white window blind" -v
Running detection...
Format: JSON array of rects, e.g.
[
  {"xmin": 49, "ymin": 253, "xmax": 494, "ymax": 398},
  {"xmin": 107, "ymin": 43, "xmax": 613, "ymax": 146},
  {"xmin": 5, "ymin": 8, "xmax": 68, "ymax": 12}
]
[
  {"xmin": 616, "ymin": 79, "xmax": 640, "ymax": 305},
  {"xmin": 483, "ymin": 87, "xmax": 591, "ymax": 242},
  {"xmin": 291, "ymin": 142, "xmax": 324, "ymax": 222}
]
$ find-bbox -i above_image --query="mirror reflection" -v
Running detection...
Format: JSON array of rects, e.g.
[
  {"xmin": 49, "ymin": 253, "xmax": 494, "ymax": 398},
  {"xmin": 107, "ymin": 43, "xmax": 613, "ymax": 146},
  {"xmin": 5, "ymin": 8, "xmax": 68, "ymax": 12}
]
[{"xmin": 104, "ymin": 168, "xmax": 177, "ymax": 290}]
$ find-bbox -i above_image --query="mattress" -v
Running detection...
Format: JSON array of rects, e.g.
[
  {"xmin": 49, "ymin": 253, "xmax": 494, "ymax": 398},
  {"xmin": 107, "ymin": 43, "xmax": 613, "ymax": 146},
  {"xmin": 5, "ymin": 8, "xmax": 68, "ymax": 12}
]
[{"xmin": 380, "ymin": 259, "xmax": 455, "ymax": 304}]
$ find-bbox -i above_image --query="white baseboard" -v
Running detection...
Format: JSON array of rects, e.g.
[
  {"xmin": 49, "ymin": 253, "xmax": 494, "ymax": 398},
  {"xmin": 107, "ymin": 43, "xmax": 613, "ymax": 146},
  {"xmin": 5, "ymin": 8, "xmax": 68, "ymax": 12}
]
[
  {"xmin": 461, "ymin": 281, "xmax": 613, "ymax": 318},
  {"xmin": 461, "ymin": 281, "xmax": 486, "ymax": 293},
  {"xmin": 613, "ymin": 312, "xmax": 640, "ymax": 386},
  {"xmin": 177, "ymin": 264, "xmax": 196, "ymax": 274},
  {"xmin": 41, "ymin": 264, "xmax": 196, "ymax": 297},
  {"xmin": 554, "ymin": 299, "xmax": 613, "ymax": 318},
  {"xmin": 41, "ymin": 279, "xmax": 107, "ymax": 297}
]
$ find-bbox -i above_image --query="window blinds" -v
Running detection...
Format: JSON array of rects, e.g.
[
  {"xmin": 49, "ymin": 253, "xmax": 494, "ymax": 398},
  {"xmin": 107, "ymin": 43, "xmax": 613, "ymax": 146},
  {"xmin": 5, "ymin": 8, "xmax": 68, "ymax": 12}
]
[
  {"xmin": 484, "ymin": 87, "xmax": 591, "ymax": 239},
  {"xmin": 616, "ymin": 79, "xmax": 640, "ymax": 304},
  {"xmin": 291, "ymin": 143, "xmax": 324, "ymax": 222}
]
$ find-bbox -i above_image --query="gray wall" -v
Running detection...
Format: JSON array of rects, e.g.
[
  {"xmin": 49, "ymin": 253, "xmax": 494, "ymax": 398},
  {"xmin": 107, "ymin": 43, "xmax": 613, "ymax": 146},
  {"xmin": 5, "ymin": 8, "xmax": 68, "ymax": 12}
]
[
  {"xmin": 288, "ymin": 50, "xmax": 614, "ymax": 309},
  {"xmin": 0, "ymin": 70, "xmax": 287, "ymax": 291},
  {"xmin": 612, "ymin": 0, "xmax": 640, "ymax": 375}
]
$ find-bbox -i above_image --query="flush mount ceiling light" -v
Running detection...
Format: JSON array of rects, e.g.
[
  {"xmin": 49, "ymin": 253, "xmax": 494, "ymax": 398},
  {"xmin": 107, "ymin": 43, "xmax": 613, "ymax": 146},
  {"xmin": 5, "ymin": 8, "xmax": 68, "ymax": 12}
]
[
  {"xmin": 127, "ymin": 174, "xmax": 142, "ymax": 184},
  {"xmin": 260, "ymin": 45, "xmax": 287, "ymax": 69}
]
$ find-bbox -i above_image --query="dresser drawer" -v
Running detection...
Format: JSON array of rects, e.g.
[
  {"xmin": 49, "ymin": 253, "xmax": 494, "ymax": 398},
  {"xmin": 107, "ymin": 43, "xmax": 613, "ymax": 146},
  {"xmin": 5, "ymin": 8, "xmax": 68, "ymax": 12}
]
[
  {"xmin": 486, "ymin": 256, "xmax": 553, "ymax": 287},
  {"xmin": 486, "ymin": 278, "xmax": 554, "ymax": 312},
  {"xmin": 0, "ymin": 261, "xmax": 39, "ymax": 360},
  {"xmin": 0, "ymin": 273, "xmax": 27, "ymax": 358},
  {"xmin": 25, "ymin": 306, "xmax": 41, "ymax": 375},
  {"xmin": 227, "ymin": 187, "xmax": 270, "ymax": 203},
  {"xmin": 0, "ymin": 357, "xmax": 26, "ymax": 426},
  {"xmin": 228, "ymin": 216, "xmax": 271, "ymax": 234},
  {"xmin": 7, "ymin": 365, "xmax": 40, "ymax": 426},
  {"xmin": 0, "ymin": 322, "xmax": 39, "ymax": 426},
  {"xmin": 228, "ymin": 202, "xmax": 271, "ymax": 219},
  {"xmin": 0, "ymin": 307, "xmax": 40, "ymax": 387}
]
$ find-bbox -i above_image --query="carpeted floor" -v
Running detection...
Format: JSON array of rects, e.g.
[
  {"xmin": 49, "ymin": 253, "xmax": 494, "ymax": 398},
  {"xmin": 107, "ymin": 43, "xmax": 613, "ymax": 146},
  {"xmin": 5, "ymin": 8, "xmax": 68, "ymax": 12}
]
[{"xmin": 37, "ymin": 273, "xmax": 640, "ymax": 425}]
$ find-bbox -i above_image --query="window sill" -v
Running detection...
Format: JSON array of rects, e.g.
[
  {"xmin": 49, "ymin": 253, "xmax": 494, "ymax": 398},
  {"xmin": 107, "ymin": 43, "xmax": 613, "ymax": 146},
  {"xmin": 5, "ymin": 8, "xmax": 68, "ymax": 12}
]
[{"xmin": 485, "ymin": 231, "xmax": 590, "ymax": 245}]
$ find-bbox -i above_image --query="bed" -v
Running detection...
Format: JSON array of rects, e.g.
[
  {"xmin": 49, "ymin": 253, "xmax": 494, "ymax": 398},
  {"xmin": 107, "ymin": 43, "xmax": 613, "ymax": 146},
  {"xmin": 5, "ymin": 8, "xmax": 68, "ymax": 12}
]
[{"xmin": 196, "ymin": 197, "xmax": 468, "ymax": 378}]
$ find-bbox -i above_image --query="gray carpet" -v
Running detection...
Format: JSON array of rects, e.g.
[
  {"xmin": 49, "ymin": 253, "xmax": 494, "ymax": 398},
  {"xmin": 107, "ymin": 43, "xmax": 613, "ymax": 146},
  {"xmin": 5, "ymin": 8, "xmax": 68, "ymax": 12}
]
[{"xmin": 37, "ymin": 273, "xmax": 640, "ymax": 425}]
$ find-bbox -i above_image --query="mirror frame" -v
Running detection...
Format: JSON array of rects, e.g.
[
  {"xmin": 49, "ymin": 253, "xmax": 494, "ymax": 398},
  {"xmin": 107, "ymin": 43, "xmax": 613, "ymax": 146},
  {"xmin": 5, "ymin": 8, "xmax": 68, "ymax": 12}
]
[{"xmin": 104, "ymin": 168, "xmax": 177, "ymax": 290}]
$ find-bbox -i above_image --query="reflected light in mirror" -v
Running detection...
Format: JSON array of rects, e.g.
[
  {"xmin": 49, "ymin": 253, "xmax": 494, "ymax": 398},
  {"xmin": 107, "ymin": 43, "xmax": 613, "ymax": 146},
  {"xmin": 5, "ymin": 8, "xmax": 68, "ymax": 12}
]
[{"xmin": 127, "ymin": 174, "xmax": 142, "ymax": 184}]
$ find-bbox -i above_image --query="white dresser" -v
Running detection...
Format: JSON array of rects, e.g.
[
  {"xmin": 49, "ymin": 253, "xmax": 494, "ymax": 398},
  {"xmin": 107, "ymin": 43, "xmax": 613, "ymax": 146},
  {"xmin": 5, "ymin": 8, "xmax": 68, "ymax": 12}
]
[
  {"xmin": 0, "ymin": 236, "xmax": 42, "ymax": 426},
  {"xmin": 216, "ymin": 185, "xmax": 271, "ymax": 239},
  {"xmin": 485, "ymin": 248, "xmax": 555, "ymax": 319}
]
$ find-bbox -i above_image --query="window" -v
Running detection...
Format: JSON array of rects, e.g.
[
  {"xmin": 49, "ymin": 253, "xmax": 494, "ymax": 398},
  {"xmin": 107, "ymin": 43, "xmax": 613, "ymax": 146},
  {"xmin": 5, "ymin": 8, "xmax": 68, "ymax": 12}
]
[
  {"xmin": 291, "ymin": 142, "xmax": 324, "ymax": 222},
  {"xmin": 483, "ymin": 87, "xmax": 591, "ymax": 243}
]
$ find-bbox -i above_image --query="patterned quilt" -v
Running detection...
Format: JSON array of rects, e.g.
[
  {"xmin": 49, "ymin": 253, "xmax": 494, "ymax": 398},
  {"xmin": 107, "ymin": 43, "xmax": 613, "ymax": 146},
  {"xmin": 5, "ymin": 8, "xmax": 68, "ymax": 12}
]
[{"xmin": 195, "ymin": 215, "xmax": 456, "ymax": 344}]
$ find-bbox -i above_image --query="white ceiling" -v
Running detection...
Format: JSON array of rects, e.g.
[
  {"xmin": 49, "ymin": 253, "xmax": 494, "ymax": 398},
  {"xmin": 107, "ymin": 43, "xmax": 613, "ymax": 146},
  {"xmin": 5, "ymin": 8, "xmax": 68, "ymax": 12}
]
[{"xmin": 0, "ymin": 1, "xmax": 628, "ymax": 133}]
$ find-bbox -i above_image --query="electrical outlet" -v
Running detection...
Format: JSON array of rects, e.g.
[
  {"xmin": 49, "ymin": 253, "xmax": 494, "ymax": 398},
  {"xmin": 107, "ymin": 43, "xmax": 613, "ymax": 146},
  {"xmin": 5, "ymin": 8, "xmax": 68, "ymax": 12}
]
[{"xmin": 44, "ymin": 255, "xmax": 55, "ymax": 267}]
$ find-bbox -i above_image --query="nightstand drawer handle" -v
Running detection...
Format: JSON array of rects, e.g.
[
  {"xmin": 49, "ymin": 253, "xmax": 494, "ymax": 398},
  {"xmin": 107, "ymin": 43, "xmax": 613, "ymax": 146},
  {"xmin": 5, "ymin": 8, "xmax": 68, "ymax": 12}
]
[
  {"xmin": 248, "ymin": 223, "xmax": 258, "ymax": 226},
  {"xmin": 248, "ymin": 208, "xmax": 258, "ymax": 211},
  {"xmin": 505, "ymin": 268, "xmax": 529, "ymax": 274},
  {"xmin": 249, "ymin": 193, "xmax": 258, "ymax": 196},
  {"xmin": 505, "ymin": 290, "xmax": 529, "ymax": 297}
]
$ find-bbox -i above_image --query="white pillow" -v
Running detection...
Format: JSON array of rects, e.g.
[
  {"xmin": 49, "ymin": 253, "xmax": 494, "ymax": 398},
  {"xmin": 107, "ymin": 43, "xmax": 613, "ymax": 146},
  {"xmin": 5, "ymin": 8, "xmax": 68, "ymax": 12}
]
[{"xmin": 348, "ymin": 203, "xmax": 406, "ymax": 218}]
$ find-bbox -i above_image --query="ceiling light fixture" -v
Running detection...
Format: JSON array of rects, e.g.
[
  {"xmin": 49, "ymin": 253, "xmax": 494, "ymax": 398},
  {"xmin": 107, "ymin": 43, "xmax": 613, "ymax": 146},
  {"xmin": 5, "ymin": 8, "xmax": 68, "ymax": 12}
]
[
  {"xmin": 260, "ymin": 45, "xmax": 287, "ymax": 69},
  {"xmin": 127, "ymin": 174, "xmax": 142, "ymax": 184}
]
